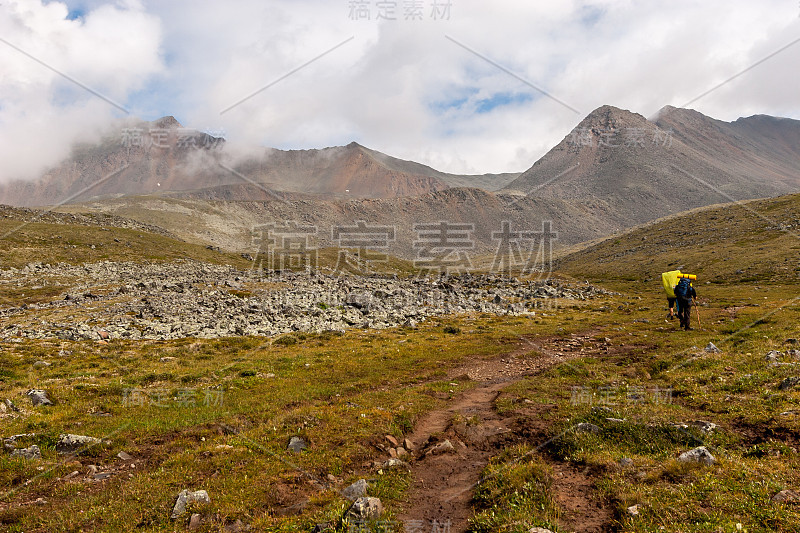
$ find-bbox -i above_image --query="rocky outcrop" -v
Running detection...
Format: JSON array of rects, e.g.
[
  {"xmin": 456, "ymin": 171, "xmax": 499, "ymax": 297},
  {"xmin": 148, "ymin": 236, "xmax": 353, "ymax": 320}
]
[{"xmin": 0, "ymin": 260, "xmax": 611, "ymax": 341}]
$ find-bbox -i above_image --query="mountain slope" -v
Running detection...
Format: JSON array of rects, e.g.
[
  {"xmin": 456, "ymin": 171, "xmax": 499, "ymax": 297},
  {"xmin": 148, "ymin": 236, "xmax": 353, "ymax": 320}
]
[
  {"xmin": 58, "ymin": 186, "xmax": 621, "ymax": 257},
  {"xmin": 556, "ymin": 192, "xmax": 800, "ymax": 283},
  {"xmin": 0, "ymin": 120, "xmax": 518, "ymax": 206},
  {"xmin": 504, "ymin": 105, "xmax": 800, "ymax": 229}
]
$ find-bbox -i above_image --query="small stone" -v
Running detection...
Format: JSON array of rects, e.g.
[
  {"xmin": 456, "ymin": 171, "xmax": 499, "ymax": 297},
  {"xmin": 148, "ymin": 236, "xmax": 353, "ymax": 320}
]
[
  {"xmin": 396, "ymin": 446, "xmax": 408, "ymax": 458},
  {"xmin": 342, "ymin": 479, "xmax": 369, "ymax": 501},
  {"xmin": 528, "ymin": 528, "xmax": 554, "ymax": 533},
  {"xmin": 87, "ymin": 465, "xmax": 98, "ymax": 475},
  {"xmin": 98, "ymin": 330, "xmax": 109, "ymax": 340},
  {"xmin": 428, "ymin": 440, "xmax": 455, "ymax": 455},
  {"xmin": 33, "ymin": 360, "xmax": 50, "ymax": 368},
  {"xmin": 385, "ymin": 435, "xmax": 398, "ymax": 447},
  {"xmin": 27, "ymin": 389, "xmax": 53, "ymax": 406},
  {"xmin": 403, "ymin": 438, "xmax": 414, "ymax": 451},
  {"xmin": 689, "ymin": 420, "xmax": 719, "ymax": 433},
  {"xmin": 619, "ymin": 457, "xmax": 634, "ymax": 468},
  {"xmin": 159, "ymin": 356, "xmax": 177, "ymax": 363},
  {"xmin": 772, "ymin": 489, "xmax": 800, "ymax": 503},
  {"xmin": 188, "ymin": 513, "xmax": 202, "ymax": 530},
  {"xmin": 56, "ymin": 434, "xmax": 102, "ymax": 454},
  {"xmin": 765, "ymin": 350, "xmax": 783, "ymax": 363},
  {"xmin": 11, "ymin": 445, "xmax": 41, "ymax": 460},
  {"xmin": 117, "ymin": 451, "xmax": 133, "ymax": 461},
  {"xmin": 388, "ymin": 447, "xmax": 397, "ymax": 458},
  {"xmin": 627, "ymin": 504, "xmax": 640, "ymax": 516},
  {"xmin": 4, "ymin": 399, "xmax": 18, "ymax": 412},
  {"xmin": 93, "ymin": 472, "xmax": 112, "ymax": 481},
  {"xmin": 381, "ymin": 458, "xmax": 410, "ymax": 471},
  {"xmin": 223, "ymin": 519, "xmax": 245, "ymax": 532},
  {"xmin": 704, "ymin": 342, "xmax": 721, "ymax": 353},
  {"xmin": 287, "ymin": 436, "xmax": 306, "ymax": 453},
  {"xmin": 33, "ymin": 497, "xmax": 47, "ymax": 506},
  {"xmin": 576, "ymin": 422, "xmax": 600, "ymax": 434},
  {"xmin": 779, "ymin": 377, "xmax": 800, "ymax": 391},
  {"xmin": 171, "ymin": 489, "xmax": 210, "ymax": 519},
  {"xmin": 678, "ymin": 446, "xmax": 716, "ymax": 465},
  {"xmin": 344, "ymin": 496, "xmax": 383, "ymax": 522}
]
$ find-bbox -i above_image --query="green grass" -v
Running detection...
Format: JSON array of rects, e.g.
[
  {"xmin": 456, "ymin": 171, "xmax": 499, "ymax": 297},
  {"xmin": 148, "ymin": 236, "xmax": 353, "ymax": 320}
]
[
  {"xmin": 0, "ymin": 306, "xmax": 599, "ymax": 532},
  {"xmin": 490, "ymin": 281, "xmax": 800, "ymax": 532},
  {"xmin": 557, "ymin": 192, "xmax": 800, "ymax": 284}
]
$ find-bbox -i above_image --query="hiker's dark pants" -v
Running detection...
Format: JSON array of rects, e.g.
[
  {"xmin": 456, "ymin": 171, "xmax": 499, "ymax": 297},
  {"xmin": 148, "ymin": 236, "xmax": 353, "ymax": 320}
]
[
  {"xmin": 677, "ymin": 297, "xmax": 692, "ymax": 329},
  {"xmin": 667, "ymin": 297, "xmax": 676, "ymax": 313}
]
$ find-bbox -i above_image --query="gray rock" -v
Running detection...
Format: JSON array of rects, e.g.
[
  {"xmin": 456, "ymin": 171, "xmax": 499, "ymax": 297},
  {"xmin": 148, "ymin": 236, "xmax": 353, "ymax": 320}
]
[
  {"xmin": 380, "ymin": 458, "xmax": 411, "ymax": 470},
  {"xmin": 11, "ymin": 445, "xmax": 41, "ymax": 460},
  {"xmin": 287, "ymin": 436, "xmax": 307, "ymax": 453},
  {"xmin": 528, "ymin": 528, "xmax": 555, "ymax": 533},
  {"xmin": 427, "ymin": 440, "xmax": 455, "ymax": 455},
  {"xmin": 704, "ymin": 342, "xmax": 721, "ymax": 353},
  {"xmin": 341, "ymin": 479, "xmax": 369, "ymax": 501},
  {"xmin": 188, "ymin": 513, "xmax": 202, "ymax": 530},
  {"xmin": 4, "ymin": 399, "xmax": 19, "ymax": 412},
  {"xmin": 765, "ymin": 350, "xmax": 783, "ymax": 363},
  {"xmin": 223, "ymin": 519, "xmax": 246, "ymax": 532},
  {"xmin": 576, "ymin": 422, "xmax": 600, "ymax": 434},
  {"xmin": 677, "ymin": 446, "xmax": 716, "ymax": 465},
  {"xmin": 344, "ymin": 496, "xmax": 383, "ymax": 522},
  {"xmin": 27, "ymin": 389, "xmax": 53, "ymax": 406},
  {"xmin": 772, "ymin": 489, "xmax": 800, "ymax": 503},
  {"xmin": 56, "ymin": 434, "xmax": 102, "ymax": 454},
  {"xmin": 171, "ymin": 489, "xmax": 211, "ymax": 519},
  {"xmin": 779, "ymin": 377, "xmax": 800, "ymax": 391},
  {"xmin": 619, "ymin": 457, "xmax": 634, "ymax": 468},
  {"xmin": 33, "ymin": 360, "xmax": 51, "ymax": 368},
  {"xmin": 689, "ymin": 420, "xmax": 719, "ymax": 434},
  {"xmin": 626, "ymin": 504, "xmax": 640, "ymax": 516},
  {"xmin": 117, "ymin": 451, "xmax": 133, "ymax": 461}
]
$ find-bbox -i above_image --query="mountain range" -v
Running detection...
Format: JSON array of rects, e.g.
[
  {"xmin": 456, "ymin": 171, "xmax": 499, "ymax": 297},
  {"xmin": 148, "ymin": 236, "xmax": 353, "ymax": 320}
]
[{"xmin": 1, "ymin": 104, "xmax": 798, "ymax": 255}]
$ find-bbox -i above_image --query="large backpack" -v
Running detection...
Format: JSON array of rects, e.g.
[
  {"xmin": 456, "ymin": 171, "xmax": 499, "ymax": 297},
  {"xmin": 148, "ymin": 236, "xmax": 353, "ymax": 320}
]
[{"xmin": 674, "ymin": 278, "xmax": 691, "ymax": 299}]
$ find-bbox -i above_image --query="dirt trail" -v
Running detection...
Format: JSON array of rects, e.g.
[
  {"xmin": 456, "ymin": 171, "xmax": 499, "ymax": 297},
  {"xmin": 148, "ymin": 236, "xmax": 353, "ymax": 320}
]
[{"xmin": 396, "ymin": 332, "xmax": 614, "ymax": 533}]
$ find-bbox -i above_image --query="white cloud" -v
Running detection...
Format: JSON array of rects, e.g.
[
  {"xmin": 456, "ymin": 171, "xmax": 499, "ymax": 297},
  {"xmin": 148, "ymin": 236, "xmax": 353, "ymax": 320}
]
[
  {"xmin": 1, "ymin": 0, "xmax": 799, "ymax": 180},
  {"xmin": 0, "ymin": 0, "xmax": 163, "ymax": 180}
]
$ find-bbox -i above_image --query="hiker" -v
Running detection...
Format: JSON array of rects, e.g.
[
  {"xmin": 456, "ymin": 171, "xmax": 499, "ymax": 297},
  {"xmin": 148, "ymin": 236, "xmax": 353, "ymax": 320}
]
[
  {"xmin": 673, "ymin": 277, "xmax": 697, "ymax": 330},
  {"xmin": 661, "ymin": 270, "xmax": 681, "ymax": 320}
]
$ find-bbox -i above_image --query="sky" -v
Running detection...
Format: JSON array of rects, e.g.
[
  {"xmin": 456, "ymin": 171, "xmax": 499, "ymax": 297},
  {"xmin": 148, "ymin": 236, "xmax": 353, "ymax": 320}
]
[{"xmin": 1, "ymin": 0, "xmax": 799, "ymax": 181}]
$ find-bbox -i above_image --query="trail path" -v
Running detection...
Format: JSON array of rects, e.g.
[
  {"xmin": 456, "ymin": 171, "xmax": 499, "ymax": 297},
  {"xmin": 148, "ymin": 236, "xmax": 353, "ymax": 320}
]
[{"xmin": 397, "ymin": 332, "xmax": 614, "ymax": 533}]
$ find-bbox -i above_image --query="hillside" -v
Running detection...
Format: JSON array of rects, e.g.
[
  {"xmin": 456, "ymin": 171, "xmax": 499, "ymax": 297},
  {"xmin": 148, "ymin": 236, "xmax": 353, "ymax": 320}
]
[
  {"xmin": 0, "ymin": 121, "xmax": 518, "ymax": 206},
  {"xmin": 556, "ymin": 192, "xmax": 800, "ymax": 283},
  {"xmin": 504, "ymin": 105, "xmax": 800, "ymax": 228},
  {"xmin": 57, "ymin": 186, "xmax": 623, "ymax": 257}
]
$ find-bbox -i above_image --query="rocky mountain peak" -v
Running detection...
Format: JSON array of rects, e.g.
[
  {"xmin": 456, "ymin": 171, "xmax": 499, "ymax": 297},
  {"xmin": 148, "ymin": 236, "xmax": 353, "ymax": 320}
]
[{"xmin": 152, "ymin": 116, "xmax": 183, "ymax": 129}]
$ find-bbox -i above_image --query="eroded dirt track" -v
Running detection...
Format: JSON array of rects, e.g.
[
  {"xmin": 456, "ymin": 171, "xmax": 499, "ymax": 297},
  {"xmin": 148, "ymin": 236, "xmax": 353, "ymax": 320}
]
[{"xmin": 397, "ymin": 332, "xmax": 615, "ymax": 533}]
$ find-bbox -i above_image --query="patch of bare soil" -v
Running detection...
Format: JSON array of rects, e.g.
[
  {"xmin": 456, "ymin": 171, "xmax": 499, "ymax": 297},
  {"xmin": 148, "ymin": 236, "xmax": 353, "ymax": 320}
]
[{"xmin": 397, "ymin": 332, "xmax": 616, "ymax": 533}]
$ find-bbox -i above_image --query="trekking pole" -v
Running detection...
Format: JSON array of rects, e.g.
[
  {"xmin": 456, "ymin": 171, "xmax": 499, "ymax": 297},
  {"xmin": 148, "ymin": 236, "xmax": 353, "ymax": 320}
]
[{"xmin": 693, "ymin": 297, "xmax": 701, "ymax": 327}]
